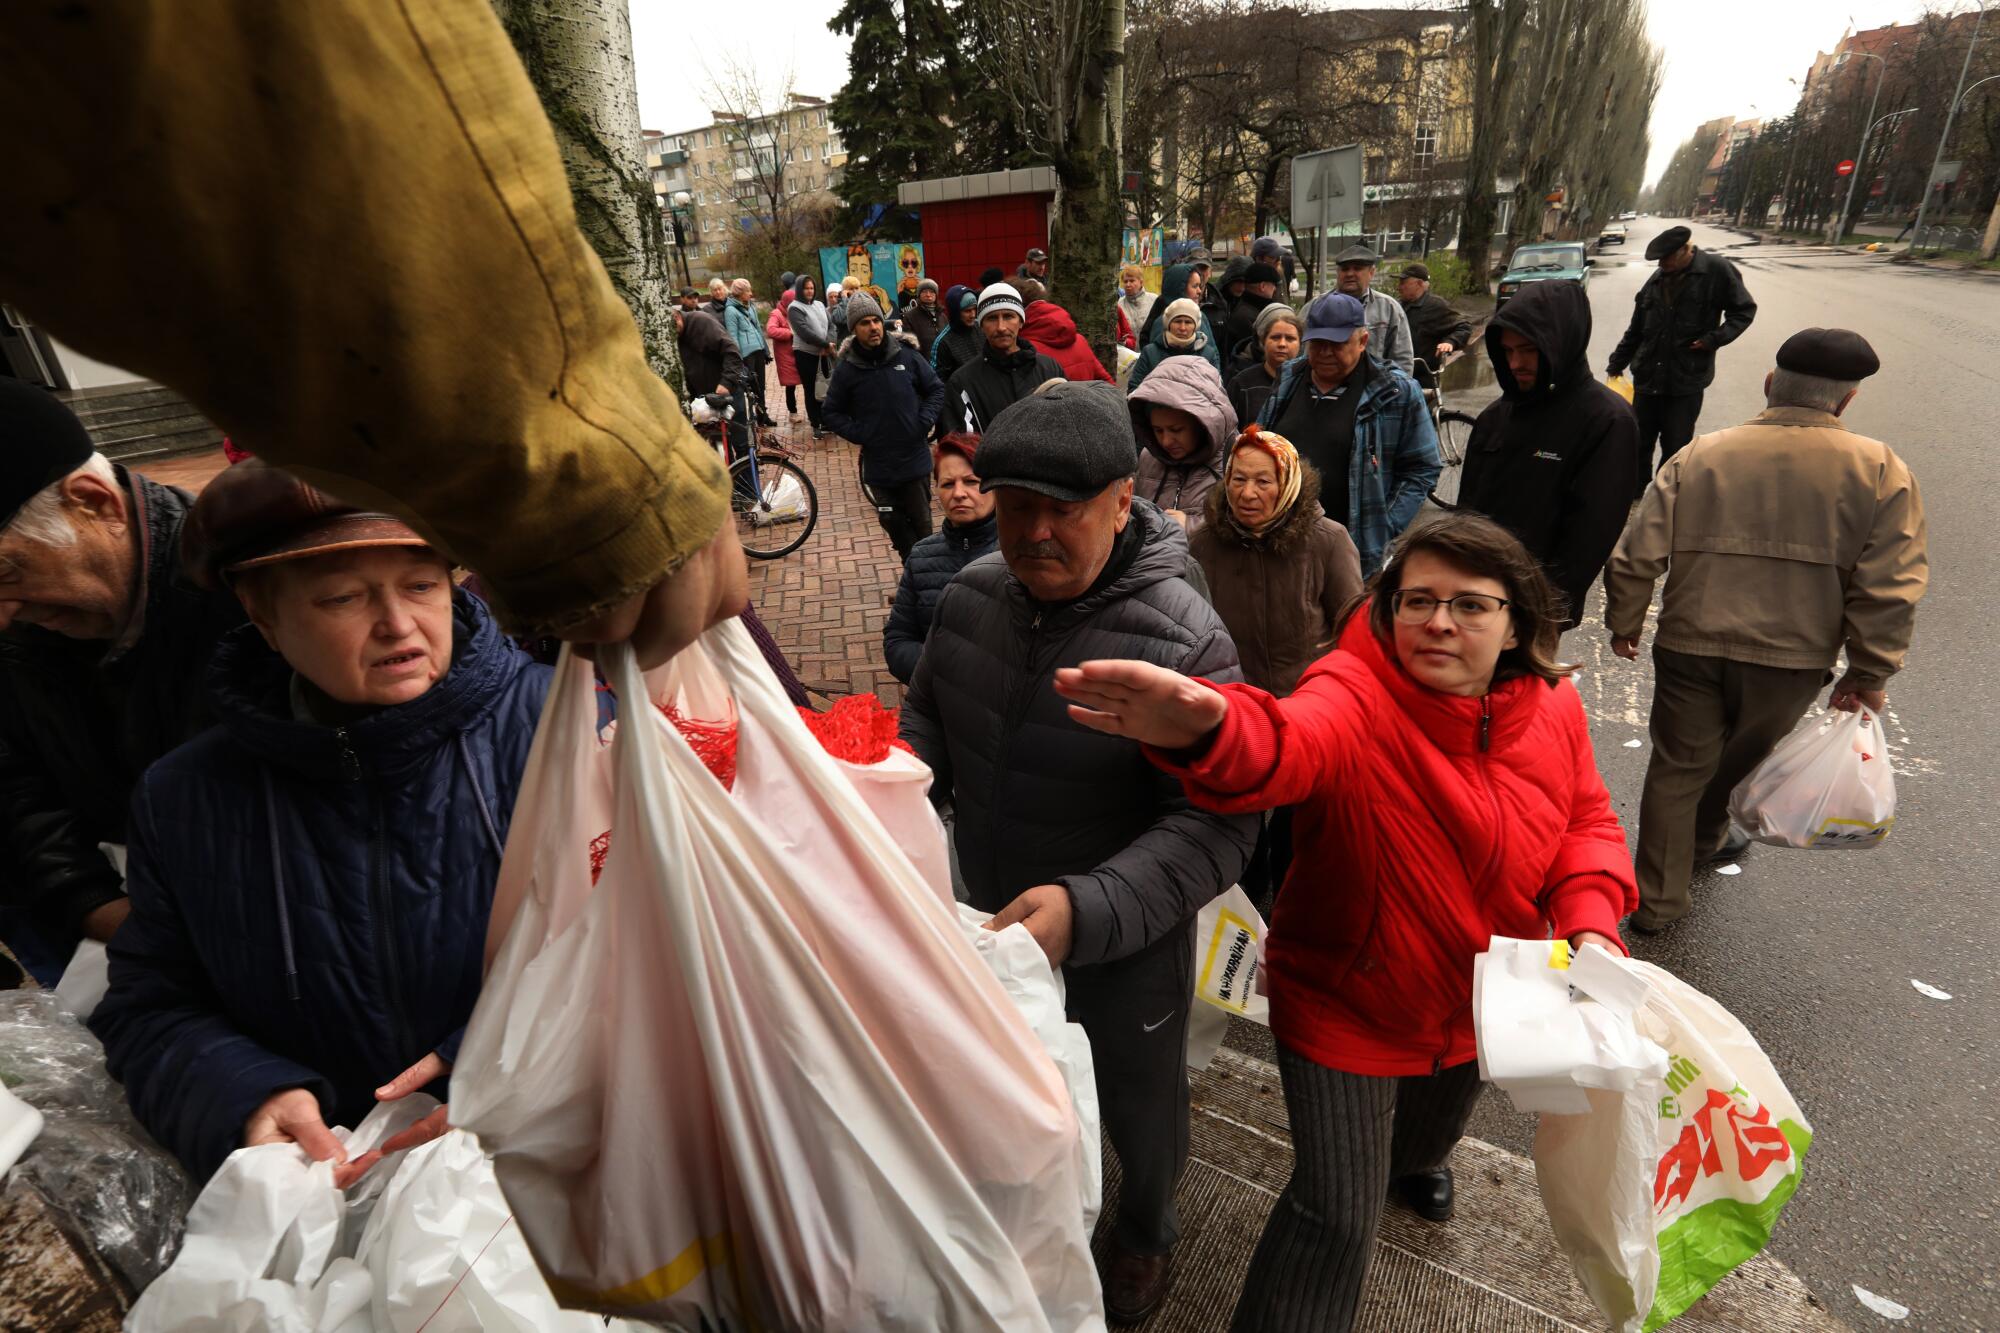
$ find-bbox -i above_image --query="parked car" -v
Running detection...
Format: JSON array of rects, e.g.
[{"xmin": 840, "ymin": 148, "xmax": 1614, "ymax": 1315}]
[
  {"xmin": 1618, "ymin": 211, "xmax": 1638, "ymax": 221},
  {"xmin": 1495, "ymin": 241, "xmax": 1592, "ymax": 308},
  {"xmin": 1600, "ymin": 223, "xmax": 1628, "ymax": 246}
]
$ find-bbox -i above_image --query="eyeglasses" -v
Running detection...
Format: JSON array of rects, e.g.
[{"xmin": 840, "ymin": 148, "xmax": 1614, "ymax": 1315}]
[{"xmin": 1390, "ymin": 590, "xmax": 1509, "ymax": 628}]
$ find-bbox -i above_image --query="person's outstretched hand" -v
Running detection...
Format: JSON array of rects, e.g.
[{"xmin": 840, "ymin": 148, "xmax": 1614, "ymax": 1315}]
[
  {"xmin": 565, "ymin": 521, "xmax": 749, "ymax": 669},
  {"xmin": 1053, "ymin": 660, "xmax": 1229, "ymax": 751},
  {"xmin": 331, "ymin": 1051, "xmax": 454, "ymax": 1189}
]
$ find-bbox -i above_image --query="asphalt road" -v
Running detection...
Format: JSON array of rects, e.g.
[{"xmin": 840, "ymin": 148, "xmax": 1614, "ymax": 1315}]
[{"xmin": 1438, "ymin": 219, "xmax": 1999, "ymax": 1331}]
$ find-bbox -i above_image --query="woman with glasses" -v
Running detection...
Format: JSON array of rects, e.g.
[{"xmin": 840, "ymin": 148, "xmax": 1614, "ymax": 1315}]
[{"xmin": 1052, "ymin": 511, "xmax": 1635, "ymax": 1333}]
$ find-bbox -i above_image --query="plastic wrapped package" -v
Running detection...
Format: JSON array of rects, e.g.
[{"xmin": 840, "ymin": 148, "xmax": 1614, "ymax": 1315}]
[{"xmin": 0, "ymin": 990, "xmax": 193, "ymax": 1288}]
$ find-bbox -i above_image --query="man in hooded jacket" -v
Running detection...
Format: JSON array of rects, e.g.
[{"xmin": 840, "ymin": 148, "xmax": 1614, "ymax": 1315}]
[{"xmin": 1457, "ymin": 281, "xmax": 1640, "ymax": 629}]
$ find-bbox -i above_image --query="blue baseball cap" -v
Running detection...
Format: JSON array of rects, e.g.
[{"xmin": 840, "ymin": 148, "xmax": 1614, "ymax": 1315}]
[{"xmin": 1302, "ymin": 292, "xmax": 1367, "ymax": 343}]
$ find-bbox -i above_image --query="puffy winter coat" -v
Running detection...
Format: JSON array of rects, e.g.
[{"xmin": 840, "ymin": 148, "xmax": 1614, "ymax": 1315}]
[
  {"xmin": 0, "ymin": 470, "xmax": 246, "ymax": 972},
  {"xmin": 1022, "ymin": 301, "xmax": 1114, "ymax": 383},
  {"xmin": 823, "ymin": 332, "xmax": 948, "ymax": 485},
  {"xmin": 766, "ymin": 291, "xmax": 800, "ymax": 386},
  {"xmin": 1459, "ymin": 280, "xmax": 1640, "ymax": 629},
  {"xmin": 90, "ymin": 592, "xmax": 552, "ymax": 1180},
  {"xmin": 1258, "ymin": 357, "xmax": 1441, "ymax": 575},
  {"xmin": 881, "ymin": 512, "xmax": 999, "ymax": 683},
  {"xmin": 1189, "ymin": 466, "xmax": 1362, "ymax": 696},
  {"xmin": 1128, "ymin": 355, "xmax": 1234, "ymax": 531},
  {"xmin": 899, "ymin": 500, "xmax": 1258, "ymax": 967},
  {"xmin": 1607, "ymin": 247, "xmax": 1756, "ymax": 396},
  {"xmin": 1151, "ymin": 612, "xmax": 1635, "ymax": 1076},
  {"xmin": 940, "ymin": 339, "xmax": 1065, "ymax": 435},
  {"xmin": 723, "ymin": 295, "xmax": 766, "ymax": 358}
]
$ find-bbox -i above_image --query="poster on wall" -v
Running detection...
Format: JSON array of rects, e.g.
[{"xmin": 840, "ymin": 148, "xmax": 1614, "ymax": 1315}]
[
  {"xmin": 820, "ymin": 243, "xmax": 921, "ymax": 314},
  {"xmin": 1122, "ymin": 227, "xmax": 1166, "ymax": 294}
]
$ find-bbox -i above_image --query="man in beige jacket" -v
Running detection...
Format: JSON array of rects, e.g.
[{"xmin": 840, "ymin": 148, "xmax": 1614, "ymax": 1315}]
[{"xmin": 1605, "ymin": 328, "xmax": 1928, "ymax": 933}]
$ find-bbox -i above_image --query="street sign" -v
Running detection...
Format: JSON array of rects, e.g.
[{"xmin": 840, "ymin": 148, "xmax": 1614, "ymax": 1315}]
[
  {"xmin": 1930, "ymin": 159, "xmax": 1963, "ymax": 187},
  {"xmin": 1835, "ymin": 159, "xmax": 1855, "ymax": 177},
  {"xmin": 1290, "ymin": 144, "xmax": 1362, "ymax": 291}
]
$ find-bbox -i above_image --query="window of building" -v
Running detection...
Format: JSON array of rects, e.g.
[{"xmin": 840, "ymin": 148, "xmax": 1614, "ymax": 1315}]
[
  {"xmin": 1413, "ymin": 123, "xmax": 1439, "ymax": 170},
  {"xmin": 1366, "ymin": 153, "xmax": 1388, "ymax": 185},
  {"xmin": 1376, "ymin": 49, "xmax": 1405, "ymax": 83}
]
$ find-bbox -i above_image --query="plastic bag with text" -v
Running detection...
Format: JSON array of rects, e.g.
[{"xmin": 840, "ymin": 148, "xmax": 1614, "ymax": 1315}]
[
  {"xmin": 1521, "ymin": 953, "xmax": 1813, "ymax": 1332},
  {"xmin": 451, "ymin": 627, "xmax": 1104, "ymax": 1331},
  {"xmin": 1186, "ymin": 886, "xmax": 1267, "ymax": 1071},
  {"xmin": 1728, "ymin": 708, "xmax": 1896, "ymax": 850}
]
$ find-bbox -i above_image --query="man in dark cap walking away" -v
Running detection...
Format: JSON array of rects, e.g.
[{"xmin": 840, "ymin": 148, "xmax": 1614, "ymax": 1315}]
[
  {"xmin": 1605, "ymin": 329, "xmax": 1927, "ymax": 934},
  {"xmin": 901, "ymin": 381, "xmax": 1256, "ymax": 1322},
  {"xmin": 1396, "ymin": 262, "xmax": 1474, "ymax": 388},
  {"xmin": 1606, "ymin": 225, "xmax": 1757, "ymax": 493}
]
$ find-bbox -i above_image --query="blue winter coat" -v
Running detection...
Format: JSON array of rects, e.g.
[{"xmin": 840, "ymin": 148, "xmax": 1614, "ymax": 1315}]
[
  {"xmin": 724, "ymin": 296, "xmax": 768, "ymax": 358},
  {"xmin": 881, "ymin": 513, "xmax": 999, "ymax": 683},
  {"xmin": 1257, "ymin": 356, "xmax": 1441, "ymax": 575},
  {"xmin": 90, "ymin": 592, "xmax": 552, "ymax": 1180},
  {"xmin": 822, "ymin": 332, "xmax": 947, "ymax": 486}
]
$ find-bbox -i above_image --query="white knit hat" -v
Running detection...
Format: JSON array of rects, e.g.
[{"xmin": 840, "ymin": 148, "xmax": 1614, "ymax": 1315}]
[{"xmin": 976, "ymin": 282, "xmax": 1026, "ymax": 324}]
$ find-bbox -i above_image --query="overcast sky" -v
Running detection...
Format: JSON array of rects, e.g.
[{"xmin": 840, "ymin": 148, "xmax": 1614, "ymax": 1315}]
[{"xmin": 628, "ymin": 0, "xmax": 1960, "ymax": 189}]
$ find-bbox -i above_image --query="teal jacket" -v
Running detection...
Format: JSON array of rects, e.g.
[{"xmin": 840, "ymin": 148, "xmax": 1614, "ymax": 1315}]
[{"xmin": 724, "ymin": 296, "xmax": 768, "ymax": 358}]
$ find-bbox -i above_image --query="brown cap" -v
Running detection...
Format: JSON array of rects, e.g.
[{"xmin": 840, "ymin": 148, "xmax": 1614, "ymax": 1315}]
[
  {"xmin": 1401, "ymin": 261, "xmax": 1431, "ymax": 282},
  {"xmin": 182, "ymin": 459, "xmax": 432, "ymax": 589}
]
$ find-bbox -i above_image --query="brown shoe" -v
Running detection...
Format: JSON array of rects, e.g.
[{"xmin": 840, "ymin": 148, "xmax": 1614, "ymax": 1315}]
[{"xmin": 1103, "ymin": 1246, "xmax": 1174, "ymax": 1324}]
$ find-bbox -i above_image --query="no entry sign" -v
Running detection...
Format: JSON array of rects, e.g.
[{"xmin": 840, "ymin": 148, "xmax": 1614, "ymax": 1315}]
[{"xmin": 1835, "ymin": 159, "xmax": 1856, "ymax": 177}]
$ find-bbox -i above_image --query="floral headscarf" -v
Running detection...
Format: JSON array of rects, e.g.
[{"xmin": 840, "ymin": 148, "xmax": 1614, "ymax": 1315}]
[{"xmin": 1223, "ymin": 424, "xmax": 1305, "ymax": 536}]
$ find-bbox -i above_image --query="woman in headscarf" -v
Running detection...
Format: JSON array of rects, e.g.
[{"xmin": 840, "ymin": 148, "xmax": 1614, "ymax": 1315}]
[{"xmin": 929, "ymin": 284, "xmax": 983, "ymax": 385}]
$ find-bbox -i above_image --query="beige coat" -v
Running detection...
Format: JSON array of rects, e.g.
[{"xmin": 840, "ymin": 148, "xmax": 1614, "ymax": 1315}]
[{"xmin": 1604, "ymin": 406, "xmax": 1927, "ymax": 689}]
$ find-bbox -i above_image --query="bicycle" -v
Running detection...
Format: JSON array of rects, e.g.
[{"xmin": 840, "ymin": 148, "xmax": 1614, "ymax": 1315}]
[
  {"xmin": 688, "ymin": 389, "xmax": 820, "ymax": 560},
  {"xmin": 1418, "ymin": 352, "xmax": 1477, "ymax": 508}
]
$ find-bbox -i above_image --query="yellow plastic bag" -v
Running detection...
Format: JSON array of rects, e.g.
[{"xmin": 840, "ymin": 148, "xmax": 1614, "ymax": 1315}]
[{"xmin": 1605, "ymin": 373, "xmax": 1635, "ymax": 403}]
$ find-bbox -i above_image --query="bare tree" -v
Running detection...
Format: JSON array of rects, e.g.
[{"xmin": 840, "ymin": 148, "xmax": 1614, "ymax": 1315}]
[
  {"xmin": 1456, "ymin": 0, "xmax": 1529, "ymax": 278},
  {"xmin": 703, "ymin": 62, "xmax": 826, "ymax": 265},
  {"xmin": 493, "ymin": 0, "xmax": 682, "ymax": 391}
]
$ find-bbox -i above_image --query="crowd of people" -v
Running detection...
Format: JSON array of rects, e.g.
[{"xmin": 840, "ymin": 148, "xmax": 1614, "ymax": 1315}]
[{"xmin": 0, "ymin": 7, "xmax": 1932, "ymax": 1321}]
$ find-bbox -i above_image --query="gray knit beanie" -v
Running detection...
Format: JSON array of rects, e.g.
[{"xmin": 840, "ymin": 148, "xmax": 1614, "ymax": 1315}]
[{"xmin": 845, "ymin": 292, "xmax": 886, "ymax": 325}]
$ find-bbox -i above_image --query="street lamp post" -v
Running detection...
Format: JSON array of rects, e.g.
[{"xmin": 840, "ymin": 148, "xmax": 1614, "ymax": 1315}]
[
  {"xmin": 1911, "ymin": 0, "xmax": 1988, "ymax": 248},
  {"xmin": 1828, "ymin": 52, "xmax": 1888, "ymax": 244}
]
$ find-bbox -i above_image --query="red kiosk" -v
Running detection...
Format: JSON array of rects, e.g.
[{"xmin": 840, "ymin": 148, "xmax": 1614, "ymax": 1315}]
[{"xmin": 896, "ymin": 167, "xmax": 1057, "ymax": 293}]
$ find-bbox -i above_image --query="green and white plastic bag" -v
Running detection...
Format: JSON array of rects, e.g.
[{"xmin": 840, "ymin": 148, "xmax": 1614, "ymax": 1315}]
[{"xmin": 1530, "ymin": 955, "xmax": 1812, "ymax": 1331}]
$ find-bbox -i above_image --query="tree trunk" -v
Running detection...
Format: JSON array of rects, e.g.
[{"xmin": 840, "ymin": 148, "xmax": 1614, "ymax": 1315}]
[
  {"xmin": 1456, "ymin": 0, "xmax": 1525, "ymax": 281},
  {"xmin": 494, "ymin": 0, "xmax": 684, "ymax": 396},
  {"xmin": 1049, "ymin": 0, "xmax": 1126, "ymax": 370}
]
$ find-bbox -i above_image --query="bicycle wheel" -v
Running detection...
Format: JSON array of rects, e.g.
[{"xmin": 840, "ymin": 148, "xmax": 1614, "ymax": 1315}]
[
  {"xmin": 1430, "ymin": 409, "xmax": 1477, "ymax": 508},
  {"xmin": 729, "ymin": 452, "xmax": 819, "ymax": 559}
]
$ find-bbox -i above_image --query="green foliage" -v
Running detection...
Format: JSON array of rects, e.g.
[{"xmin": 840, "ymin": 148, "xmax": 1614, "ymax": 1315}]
[
  {"xmin": 717, "ymin": 201, "xmax": 841, "ymax": 298},
  {"xmin": 828, "ymin": 0, "xmax": 982, "ymax": 235},
  {"xmin": 1411, "ymin": 251, "xmax": 1477, "ymax": 298}
]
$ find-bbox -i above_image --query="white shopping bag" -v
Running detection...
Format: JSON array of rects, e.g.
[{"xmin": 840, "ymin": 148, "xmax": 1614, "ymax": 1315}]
[
  {"xmin": 1186, "ymin": 887, "xmax": 1267, "ymax": 1071},
  {"xmin": 1728, "ymin": 708, "xmax": 1896, "ymax": 849},
  {"xmin": 1529, "ymin": 958, "xmax": 1813, "ymax": 1333},
  {"xmin": 1474, "ymin": 937, "xmax": 1668, "ymax": 1115},
  {"xmin": 451, "ymin": 627, "xmax": 1104, "ymax": 1331}
]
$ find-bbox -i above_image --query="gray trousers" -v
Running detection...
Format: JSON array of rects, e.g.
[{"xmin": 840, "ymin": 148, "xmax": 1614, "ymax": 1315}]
[
  {"xmin": 1635, "ymin": 647, "xmax": 1824, "ymax": 927},
  {"xmin": 1065, "ymin": 922, "xmax": 1196, "ymax": 1256},
  {"xmin": 1230, "ymin": 1049, "xmax": 1483, "ymax": 1332}
]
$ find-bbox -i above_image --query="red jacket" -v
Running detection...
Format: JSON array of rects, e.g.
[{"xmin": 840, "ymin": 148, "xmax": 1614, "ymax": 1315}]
[
  {"xmin": 1023, "ymin": 301, "xmax": 1114, "ymax": 383},
  {"xmin": 1153, "ymin": 614, "xmax": 1634, "ymax": 1077}
]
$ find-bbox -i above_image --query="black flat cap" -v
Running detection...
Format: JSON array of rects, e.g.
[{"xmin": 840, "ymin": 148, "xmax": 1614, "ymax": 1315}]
[
  {"xmin": 1244, "ymin": 262, "xmax": 1283, "ymax": 286},
  {"xmin": 1776, "ymin": 328, "xmax": 1879, "ymax": 381},
  {"xmin": 0, "ymin": 379, "xmax": 94, "ymax": 531},
  {"xmin": 976, "ymin": 380, "xmax": 1136, "ymax": 501},
  {"xmin": 1334, "ymin": 244, "xmax": 1380, "ymax": 265},
  {"xmin": 1645, "ymin": 226, "xmax": 1692, "ymax": 260}
]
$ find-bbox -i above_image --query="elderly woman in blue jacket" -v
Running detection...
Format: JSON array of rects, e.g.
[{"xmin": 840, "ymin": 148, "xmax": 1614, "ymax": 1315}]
[{"xmin": 89, "ymin": 462, "xmax": 553, "ymax": 1183}]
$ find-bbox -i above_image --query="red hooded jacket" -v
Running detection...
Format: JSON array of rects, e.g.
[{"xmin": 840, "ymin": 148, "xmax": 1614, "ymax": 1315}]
[
  {"xmin": 1152, "ymin": 613, "xmax": 1634, "ymax": 1077},
  {"xmin": 1023, "ymin": 300, "xmax": 1115, "ymax": 383}
]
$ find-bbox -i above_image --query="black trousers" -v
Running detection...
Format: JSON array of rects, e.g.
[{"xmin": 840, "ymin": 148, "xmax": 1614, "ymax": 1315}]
[
  {"xmin": 1633, "ymin": 391, "xmax": 1703, "ymax": 486},
  {"xmin": 867, "ymin": 475, "xmax": 934, "ymax": 558},
  {"xmin": 743, "ymin": 350, "xmax": 771, "ymax": 420},
  {"xmin": 1065, "ymin": 924, "xmax": 1196, "ymax": 1256},
  {"xmin": 792, "ymin": 351, "xmax": 825, "ymax": 429},
  {"xmin": 1231, "ymin": 1051, "xmax": 1484, "ymax": 1331}
]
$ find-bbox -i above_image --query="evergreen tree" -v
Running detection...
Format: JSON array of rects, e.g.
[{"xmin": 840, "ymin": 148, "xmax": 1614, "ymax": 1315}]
[{"xmin": 828, "ymin": 0, "xmax": 966, "ymax": 238}]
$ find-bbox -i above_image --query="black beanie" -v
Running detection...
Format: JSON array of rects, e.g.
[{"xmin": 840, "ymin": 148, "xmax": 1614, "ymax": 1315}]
[{"xmin": 0, "ymin": 379, "xmax": 95, "ymax": 530}]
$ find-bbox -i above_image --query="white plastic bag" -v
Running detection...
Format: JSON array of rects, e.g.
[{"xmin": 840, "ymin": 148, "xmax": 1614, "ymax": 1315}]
[
  {"xmin": 1527, "ymin": 957, "xmax": 1813, "ymax": 1333},
  {"xmin": 1186, "ymin": 886, "xmax": 1268, "ymax": 1071},
  {"xmin": 452, "ymin": 627, "xmax": 1104, "ymax": 1331},
  {"xmin": 1728, "ymin": 708, "xmax": 1896, "ymax": 849},
  {"xmin": 1474, "ymin": 937, "xmax": 1668, "ymax": 1115}
]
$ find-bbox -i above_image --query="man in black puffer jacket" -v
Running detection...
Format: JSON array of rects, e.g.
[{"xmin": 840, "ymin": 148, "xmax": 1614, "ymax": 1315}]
[
  {"xmin": 901, "ymin": 381, "xmax": 1257, "ymax": 1324},
  {"xmin": 940, "ymin": 283, "xmax": 1064, "ymax": 434},
  {"xmin": 822, "ymin": 294, "xmax": 947, "ymax": 557},
  {"xmin": 1458, "ymin": 280, "xmax": 1639, "ymax": 629}
]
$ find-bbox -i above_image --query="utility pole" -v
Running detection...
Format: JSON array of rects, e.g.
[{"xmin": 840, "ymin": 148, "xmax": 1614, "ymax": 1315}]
[
  {"xmin": 1829, "ymin": 52, "xmax": 1887, "ymax": 245},
  {"xmin": 1912, "ymin": 0, "xmax": 1987, "ymax": 248}
]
